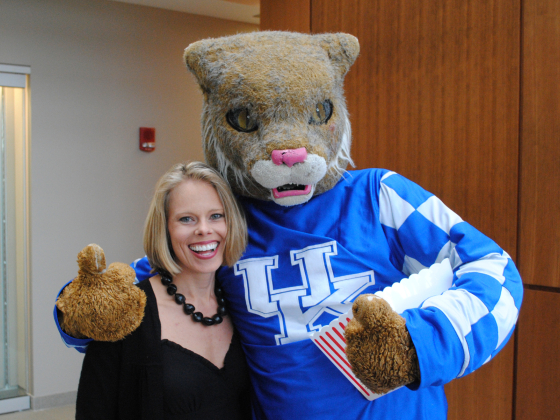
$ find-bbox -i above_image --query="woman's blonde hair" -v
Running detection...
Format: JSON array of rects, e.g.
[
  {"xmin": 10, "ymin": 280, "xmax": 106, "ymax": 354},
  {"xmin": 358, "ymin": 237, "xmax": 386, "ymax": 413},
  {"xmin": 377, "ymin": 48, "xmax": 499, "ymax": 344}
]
[{"xmin": 143, "ymin": 161, "xmax": 247, "ymax": 275}]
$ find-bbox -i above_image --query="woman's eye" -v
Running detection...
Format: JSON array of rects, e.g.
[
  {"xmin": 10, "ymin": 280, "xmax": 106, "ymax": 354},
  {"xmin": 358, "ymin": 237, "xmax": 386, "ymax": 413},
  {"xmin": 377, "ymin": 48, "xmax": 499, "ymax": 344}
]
[
  {"xmin": 179, "ymin": 216, "xmax": 193, "ymax": 223},
  {"xmin": 226, "ymin": 108, "xmax": 258, "ymax": 133},
  {"xmin": 309, "ymin": 100, "xmax": 333, "ymax": 125},
  {"xmin": 210, "ymin": 213, "xmax": 224, "ymax": 220}
]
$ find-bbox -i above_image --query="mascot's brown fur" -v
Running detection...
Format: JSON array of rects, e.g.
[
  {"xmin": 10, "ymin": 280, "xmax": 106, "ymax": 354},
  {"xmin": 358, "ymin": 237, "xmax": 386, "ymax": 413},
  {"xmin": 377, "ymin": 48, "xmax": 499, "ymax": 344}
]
[
  {"xmin": 184, "ymin": 32, "xmax": 358, "ymax": 206},
  {"xmin": 58, "ymin": 32, "xmax": 419, "ymax": 393},
  {"xmin": 345, "ymin": 295, "xmax": 420, "ymax": 394},
  {"xmin": 56, "ymin": 244, "xmax": 146, "ymax": 341}
]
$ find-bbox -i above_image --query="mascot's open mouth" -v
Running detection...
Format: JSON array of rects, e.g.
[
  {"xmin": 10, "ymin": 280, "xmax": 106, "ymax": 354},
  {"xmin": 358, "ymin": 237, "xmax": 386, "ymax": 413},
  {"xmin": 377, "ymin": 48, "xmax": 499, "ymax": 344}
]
[
  {"xmin": 249, "ymin": 154, "xmax": 326, "ymax": 205},
  {"xmin": 272, "ymin": 184, "xmax": 312, "ymax": 199}
]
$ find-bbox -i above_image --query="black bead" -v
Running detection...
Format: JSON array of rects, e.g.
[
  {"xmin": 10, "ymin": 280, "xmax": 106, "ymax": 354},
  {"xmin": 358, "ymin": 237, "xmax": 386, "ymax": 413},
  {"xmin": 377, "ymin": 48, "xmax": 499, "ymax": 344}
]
[
  {"xmin": 165, "ymin": 277, "xmax": 226, "ymax": 327},
  {"xmin": 201, "ymin": 317, "xmax": 215, "ymax": 326},
  {"xmin": 166, "ymin": 284, "xmax": 177, "ymax": 295}
]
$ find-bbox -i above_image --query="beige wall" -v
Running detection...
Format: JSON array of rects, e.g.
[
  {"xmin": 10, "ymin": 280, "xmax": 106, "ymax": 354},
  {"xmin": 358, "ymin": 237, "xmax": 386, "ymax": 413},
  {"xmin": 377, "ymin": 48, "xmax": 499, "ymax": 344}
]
[{"xmin": 0, "ymin": 0, "xmax": 257, "ymax": 401}]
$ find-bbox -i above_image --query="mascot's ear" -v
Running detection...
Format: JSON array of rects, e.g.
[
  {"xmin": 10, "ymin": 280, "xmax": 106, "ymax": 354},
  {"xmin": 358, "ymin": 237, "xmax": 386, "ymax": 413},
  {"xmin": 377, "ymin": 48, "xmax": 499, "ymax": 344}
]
[
  {"xmin": 314, "ymin": 33, "xmax": 360, "ymax": 79},
  {"xmin": 183, "ymin": 38, "xmax": 219, "ymax": 94}
]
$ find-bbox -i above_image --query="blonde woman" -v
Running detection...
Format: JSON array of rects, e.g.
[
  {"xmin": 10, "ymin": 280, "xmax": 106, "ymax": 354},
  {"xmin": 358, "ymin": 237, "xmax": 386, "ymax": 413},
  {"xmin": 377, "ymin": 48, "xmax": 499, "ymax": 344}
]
[{"xmin": 76, "ymin": 162, "xmax": 250, "ymax": 420}]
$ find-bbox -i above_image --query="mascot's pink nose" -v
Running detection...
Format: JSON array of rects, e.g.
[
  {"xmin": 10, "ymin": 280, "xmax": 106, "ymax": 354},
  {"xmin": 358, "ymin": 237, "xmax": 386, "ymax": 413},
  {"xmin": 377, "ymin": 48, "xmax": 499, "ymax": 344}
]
[{"xmin": 271, "ymin": 147, "xmax": 307, "ymax": 167}]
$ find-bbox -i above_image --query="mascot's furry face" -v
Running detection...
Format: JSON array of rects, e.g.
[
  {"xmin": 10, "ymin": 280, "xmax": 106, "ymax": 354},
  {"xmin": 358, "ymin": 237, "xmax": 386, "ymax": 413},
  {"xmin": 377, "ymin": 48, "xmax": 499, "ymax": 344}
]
[{"xmin": 184, "ymin": 31, "xmax": 360, "ymax": 206}]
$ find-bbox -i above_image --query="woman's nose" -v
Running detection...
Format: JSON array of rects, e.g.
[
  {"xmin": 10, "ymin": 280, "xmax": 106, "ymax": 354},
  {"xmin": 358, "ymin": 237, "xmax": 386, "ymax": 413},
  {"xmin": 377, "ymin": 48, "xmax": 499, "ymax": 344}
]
[{"xmin": 195, "ymin": 220, "xmax": 213, "ymax": 235}]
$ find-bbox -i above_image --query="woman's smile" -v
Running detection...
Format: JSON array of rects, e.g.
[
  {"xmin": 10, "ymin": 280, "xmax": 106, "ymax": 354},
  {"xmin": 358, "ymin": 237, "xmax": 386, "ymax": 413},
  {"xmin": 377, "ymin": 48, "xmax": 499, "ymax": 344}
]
[
  {"xmin": 188, "ymin": 240, "xmax": 220, "ymax": 259},
  {"xmin": 167, "ymin": 179, "xmax": 228, "ymax": 277}
]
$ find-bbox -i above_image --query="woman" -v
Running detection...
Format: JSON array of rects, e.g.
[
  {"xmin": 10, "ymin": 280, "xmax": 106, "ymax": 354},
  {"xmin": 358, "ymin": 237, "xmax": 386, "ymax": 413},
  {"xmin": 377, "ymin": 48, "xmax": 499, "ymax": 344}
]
[{"xmin": 76, "ymin": 161, "xmax": 251, "ymax": 420}]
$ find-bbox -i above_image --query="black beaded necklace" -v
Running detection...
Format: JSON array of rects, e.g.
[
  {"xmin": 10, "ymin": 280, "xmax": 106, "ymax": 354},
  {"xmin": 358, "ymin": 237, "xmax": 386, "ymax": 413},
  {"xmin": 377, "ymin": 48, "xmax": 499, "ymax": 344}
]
[{"xmin": 161, "ymin": 273, "xmax": 227, "ymax": 326}]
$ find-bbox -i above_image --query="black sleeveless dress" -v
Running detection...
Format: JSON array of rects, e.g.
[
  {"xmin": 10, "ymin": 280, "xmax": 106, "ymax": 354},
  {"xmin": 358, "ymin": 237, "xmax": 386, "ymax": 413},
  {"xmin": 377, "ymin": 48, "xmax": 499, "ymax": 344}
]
[
  {"xmin": 162, "ymin": 333, "xmax": 251, "ymax": 419},
  {"xmin": 76, "ymin": 279, "xmax": 251, "ymax": 420}
]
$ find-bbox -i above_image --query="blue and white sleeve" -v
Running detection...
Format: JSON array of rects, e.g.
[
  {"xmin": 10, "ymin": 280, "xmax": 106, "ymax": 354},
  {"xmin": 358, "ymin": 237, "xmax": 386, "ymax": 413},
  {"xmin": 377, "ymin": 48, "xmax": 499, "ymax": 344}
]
[
  {"xmin": 54, "ymin": 257, "xmax": 155, "ymax": 352},
  {"xmin": 377, "ymin": 171, "xmax": 523, "ymax": 388},
  {"xmin": 54, "ymin": 281, "xmax": 92, "ymax": 354},
  {"xmin": 131, "ymin": 256, "xmax": 154, "ymax": 283}
]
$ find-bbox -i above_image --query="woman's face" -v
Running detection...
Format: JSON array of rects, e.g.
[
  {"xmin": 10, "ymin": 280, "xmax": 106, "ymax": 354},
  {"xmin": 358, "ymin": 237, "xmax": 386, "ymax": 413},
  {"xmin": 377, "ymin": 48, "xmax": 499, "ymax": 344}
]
[{"xmin": 167, "ymin": 179, "xmax": 227, "ymax": 277}]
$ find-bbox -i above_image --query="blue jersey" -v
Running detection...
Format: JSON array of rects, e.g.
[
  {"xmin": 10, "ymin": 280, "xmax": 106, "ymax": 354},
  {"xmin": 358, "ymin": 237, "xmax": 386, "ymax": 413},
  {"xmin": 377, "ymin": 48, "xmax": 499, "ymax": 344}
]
[{"xmin": 55, "ymin": 169, "xmax": 522, "ymax": 419}]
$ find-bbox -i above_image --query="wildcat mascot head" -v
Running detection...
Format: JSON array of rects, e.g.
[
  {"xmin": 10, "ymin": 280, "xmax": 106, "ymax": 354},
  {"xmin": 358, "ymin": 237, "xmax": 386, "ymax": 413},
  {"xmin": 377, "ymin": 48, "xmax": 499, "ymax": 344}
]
[{"xmin": 184, "ymin": 31, "xmax": 359, "ymax": 206}]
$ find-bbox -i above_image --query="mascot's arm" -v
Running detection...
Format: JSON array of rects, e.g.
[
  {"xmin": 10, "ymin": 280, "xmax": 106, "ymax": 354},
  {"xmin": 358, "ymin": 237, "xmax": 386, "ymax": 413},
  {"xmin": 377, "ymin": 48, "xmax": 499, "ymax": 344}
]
[
  {"xmin": 346, "ymin": 171, "xmax": 523, "ymax": 393},
  {"xmin": 54, "ymin": 281, "xmax": 92, "ymax": 353},
  {"xmin": 54, "ymin": 256, "xmax": 154, "ymax": 352}
]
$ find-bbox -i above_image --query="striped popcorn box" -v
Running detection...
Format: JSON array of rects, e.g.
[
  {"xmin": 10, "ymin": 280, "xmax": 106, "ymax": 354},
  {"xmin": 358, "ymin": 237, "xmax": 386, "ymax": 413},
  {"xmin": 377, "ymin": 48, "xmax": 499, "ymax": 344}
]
[
  {"xmin": 311, "ymin": 258, "xmax": 454, "ymax": 400},
  {"xmin": 311, "ymin": 311, "xmax": 382, "ymax": 400}
]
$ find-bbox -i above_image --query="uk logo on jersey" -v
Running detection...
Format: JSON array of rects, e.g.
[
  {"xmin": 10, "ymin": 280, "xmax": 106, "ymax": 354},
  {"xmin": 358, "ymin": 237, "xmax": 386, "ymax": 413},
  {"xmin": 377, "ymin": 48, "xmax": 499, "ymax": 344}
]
[{"xmin": 234, "ymin": 241, "xmax": 375, "ymax": 345}]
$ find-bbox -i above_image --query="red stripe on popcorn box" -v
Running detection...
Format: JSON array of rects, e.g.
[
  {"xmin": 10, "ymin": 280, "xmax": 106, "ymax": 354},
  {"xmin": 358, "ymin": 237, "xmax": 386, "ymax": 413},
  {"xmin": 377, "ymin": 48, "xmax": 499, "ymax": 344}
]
[
  {"xmin": 315, "ymin": 339, "xmax": 373, "ymax": 398},
  {"xmin": 311, "ymin": 312, "xmax": 382, "ymax": 401}
]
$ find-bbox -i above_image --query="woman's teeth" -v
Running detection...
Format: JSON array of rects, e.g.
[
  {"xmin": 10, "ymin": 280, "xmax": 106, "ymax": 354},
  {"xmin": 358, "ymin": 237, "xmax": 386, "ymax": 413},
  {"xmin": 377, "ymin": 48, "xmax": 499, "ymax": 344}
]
[{"xmin": 189, "ymin": 242, "xmax": 218, "ymax": 253}]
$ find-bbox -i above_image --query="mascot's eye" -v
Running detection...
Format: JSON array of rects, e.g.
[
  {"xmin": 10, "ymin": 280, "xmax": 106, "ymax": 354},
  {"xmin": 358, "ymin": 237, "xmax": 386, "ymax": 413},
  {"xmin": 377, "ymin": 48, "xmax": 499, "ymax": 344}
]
[
  {"xmin": 226, "ymin": 108, "xmax": 258, "ymax": 133},
  {"xmin": 309, "ymin": 100, "xmax": 333, "ymax": 125}
]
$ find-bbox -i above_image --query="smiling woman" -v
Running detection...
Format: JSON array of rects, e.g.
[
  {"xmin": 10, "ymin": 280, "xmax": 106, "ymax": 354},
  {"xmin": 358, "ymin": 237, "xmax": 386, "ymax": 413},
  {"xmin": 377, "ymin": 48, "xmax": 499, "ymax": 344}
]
[
  {"xmin": 144, "ymin": 162, "xmax": 247, "ymax": 274},
  {"xmin": 75, "ymin": 161, "xmax": 250, "ymax": 420},
  {"xmin": 166, "ymin": 179, "xmax": 227, "ymax": 278}
]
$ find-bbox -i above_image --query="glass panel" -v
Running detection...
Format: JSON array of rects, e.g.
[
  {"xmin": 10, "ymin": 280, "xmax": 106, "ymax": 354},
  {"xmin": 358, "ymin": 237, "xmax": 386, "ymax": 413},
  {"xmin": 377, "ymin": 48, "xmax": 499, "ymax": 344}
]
[{"xmin": 0, "ymin": 85, "xmax": 28, "ymax": 399}]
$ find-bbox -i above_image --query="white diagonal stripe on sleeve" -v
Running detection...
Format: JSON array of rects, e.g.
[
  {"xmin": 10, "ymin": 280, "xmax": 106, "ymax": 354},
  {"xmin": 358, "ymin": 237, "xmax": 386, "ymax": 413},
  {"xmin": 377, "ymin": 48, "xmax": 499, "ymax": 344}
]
[
  {"xmin": 455, "ymin": 253, "xmax": 508, "ymax": 285},
  {"xmin": 491, "ymin": 287, "xmax": 518, "ymax": 349},
  {"xmin": 449, "ymin": 246, "xmax": 463, "ymax": 270},
  {"xmin": 402, "ymin": 255, "xmax": 427, "ymax": 276},
  {"xmin": 381, "ymin": 171, "xmax": 397, "ymax": 181},
  {"xmin": 64, "ymin": 341, "xmax": 88, "ymax": 350},
  {"xmin": 416, "ymin": 196, "xmax": 463, "ymax": 234},
  {"xmin": 421, "ymin": 289, "xmax": 489, "ymax": 377},
  {"xmin": 379, "ymin": 183, "xmax": 415, "ymax": 230},
  {"xmin": 436, "ymin": 241, "xmax": 455, "ymax": 264}
]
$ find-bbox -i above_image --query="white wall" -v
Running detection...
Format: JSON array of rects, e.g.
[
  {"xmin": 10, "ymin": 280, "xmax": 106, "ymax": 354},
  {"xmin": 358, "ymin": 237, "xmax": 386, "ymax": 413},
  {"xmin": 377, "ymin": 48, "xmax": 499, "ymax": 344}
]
[{"xmin": 0, "ymin": 0, "xmax": 257, "ymax": 401}]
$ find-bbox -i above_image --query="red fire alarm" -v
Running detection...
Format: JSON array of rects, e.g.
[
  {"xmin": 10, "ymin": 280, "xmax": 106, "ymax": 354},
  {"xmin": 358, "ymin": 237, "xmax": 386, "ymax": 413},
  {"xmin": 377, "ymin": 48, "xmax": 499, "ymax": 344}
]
[{"xmin": 139, "ymin": 127, "xmax": 155, "ymax": 152}]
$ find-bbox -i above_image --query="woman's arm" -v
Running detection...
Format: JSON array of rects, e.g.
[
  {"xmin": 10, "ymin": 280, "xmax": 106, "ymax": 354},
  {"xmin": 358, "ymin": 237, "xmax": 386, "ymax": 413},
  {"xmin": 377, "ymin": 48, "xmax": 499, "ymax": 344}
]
[{"xmin": 75, "ymin": 340, "xmax": 122, "ymax": 420}]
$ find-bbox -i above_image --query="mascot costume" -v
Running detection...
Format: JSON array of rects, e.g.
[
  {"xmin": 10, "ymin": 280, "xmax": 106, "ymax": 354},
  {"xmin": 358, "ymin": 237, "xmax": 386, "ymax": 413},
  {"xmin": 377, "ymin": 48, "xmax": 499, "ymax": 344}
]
[{"xmin": 54, "ymin": 32, "xmax": 522, "ymax": 420}]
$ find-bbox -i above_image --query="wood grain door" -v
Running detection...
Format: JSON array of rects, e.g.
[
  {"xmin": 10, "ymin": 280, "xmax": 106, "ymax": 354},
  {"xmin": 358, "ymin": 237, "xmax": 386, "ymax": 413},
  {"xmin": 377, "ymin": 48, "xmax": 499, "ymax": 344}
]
[
  {"xmin": 515, "ymin": 289, "xmax": 560, "ymax": 419},
  {"xmin": 516, "ymin": 0, "xmax": 560, "ymax": 417},
  {"xmin": 518, "ymin": 0, "xmax": 560, "ymax": 289}
]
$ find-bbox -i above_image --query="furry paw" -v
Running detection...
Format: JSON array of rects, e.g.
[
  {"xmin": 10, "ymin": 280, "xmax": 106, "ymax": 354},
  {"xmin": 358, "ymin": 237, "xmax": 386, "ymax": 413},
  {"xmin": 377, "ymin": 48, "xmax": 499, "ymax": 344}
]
[
  {"xmin": 56, "ymin": 244, "xmax": 146, "ymax": 342},
  {"xmin": 345, "ymin": 294, "xmax": 420, "ymax": 394}
]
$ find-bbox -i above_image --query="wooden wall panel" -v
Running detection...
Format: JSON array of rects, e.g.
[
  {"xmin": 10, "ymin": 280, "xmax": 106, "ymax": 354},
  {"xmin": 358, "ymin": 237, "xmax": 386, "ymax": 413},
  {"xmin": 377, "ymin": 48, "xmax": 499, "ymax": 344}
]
[
  {"xmin": 515, "ymin": 289, "xmax": 560, "ymax": 419},
  {"xmin": 311, "ymin": 1, "xmax": 519, "ymax": 419},
  {"xmin": 518, "ymin": 0, "xmax": 560, "ymax": 287},
  {"xmin": 311, "ymin": 0, "xmax": 520, "ymax": 254},
  {"xmin": 260, "ymin": 0, "xmax": 310, "ymax": 32},
  {"xmin": 446, "ymin": 340, "xmax": 515, "ymax": 419}
]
